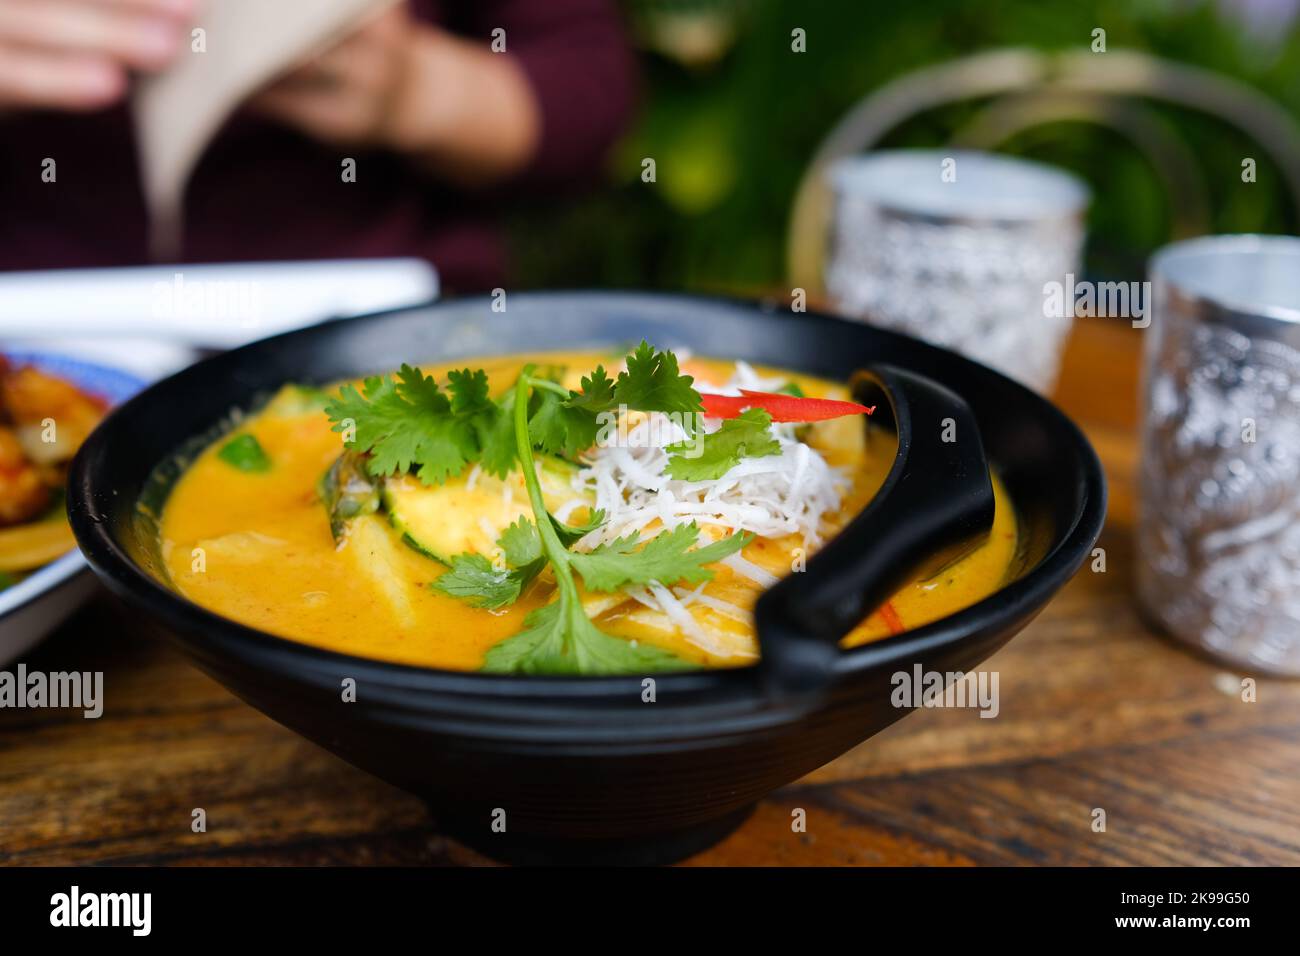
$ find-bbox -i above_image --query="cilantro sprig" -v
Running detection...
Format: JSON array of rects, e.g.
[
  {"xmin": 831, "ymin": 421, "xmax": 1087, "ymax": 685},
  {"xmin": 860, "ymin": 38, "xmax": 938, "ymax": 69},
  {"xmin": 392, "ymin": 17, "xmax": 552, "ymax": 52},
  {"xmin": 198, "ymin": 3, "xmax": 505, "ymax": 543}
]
[
  {"xmin": 325, "ymin": 343, "xmax": 756, "ymax": 675},
  {"xmin": 324, "ymin": 365, "xmax": 506, "ymax": 484},
  {"xmin": 326, "ymin": 342, "xmax": 706, "ymax": 484},
  {"xmin": 477, "ymin": 367, "xmax": 746, "ymax": 674},
  {"xmin": 472, "ymin": 369, "xmax": 729, "ymax": 673}
]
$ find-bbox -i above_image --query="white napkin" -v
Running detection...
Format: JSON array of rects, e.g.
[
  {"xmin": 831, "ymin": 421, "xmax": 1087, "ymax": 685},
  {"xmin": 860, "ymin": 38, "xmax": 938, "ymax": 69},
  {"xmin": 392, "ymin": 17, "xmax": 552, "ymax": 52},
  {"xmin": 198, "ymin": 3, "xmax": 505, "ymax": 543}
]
[{"xmin": 131, "ymin": 0, "xmax": 398, "ymax": 259}]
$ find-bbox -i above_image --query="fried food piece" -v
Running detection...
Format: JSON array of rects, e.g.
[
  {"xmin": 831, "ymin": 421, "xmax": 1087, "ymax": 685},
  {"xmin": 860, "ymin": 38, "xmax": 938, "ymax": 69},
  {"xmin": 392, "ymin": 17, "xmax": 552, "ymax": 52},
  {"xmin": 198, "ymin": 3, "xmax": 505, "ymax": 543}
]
[
  {"xmin": 0, "ymin": 426, "xmax": 50, "ymax": 526},
  {"xmin": 1, "ymin": 365, "xmax": 107, "ymax": 466}
]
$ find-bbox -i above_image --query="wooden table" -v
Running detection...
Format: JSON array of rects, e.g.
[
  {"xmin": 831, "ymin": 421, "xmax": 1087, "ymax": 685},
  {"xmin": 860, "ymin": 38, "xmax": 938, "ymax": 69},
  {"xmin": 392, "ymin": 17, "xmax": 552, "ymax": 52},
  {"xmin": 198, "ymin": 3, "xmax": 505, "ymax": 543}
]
[{"xmin": 4, "ymin": 316, "xmax": 1299, "ymax": 866}]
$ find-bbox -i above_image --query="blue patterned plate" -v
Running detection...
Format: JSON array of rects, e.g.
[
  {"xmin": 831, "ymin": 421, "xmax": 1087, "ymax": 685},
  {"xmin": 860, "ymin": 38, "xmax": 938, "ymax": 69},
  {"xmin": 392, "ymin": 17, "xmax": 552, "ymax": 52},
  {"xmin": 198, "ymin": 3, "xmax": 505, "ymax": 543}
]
[{"xmin": 0, "ymin": 351, "xmax": 145, "ymax": 664}]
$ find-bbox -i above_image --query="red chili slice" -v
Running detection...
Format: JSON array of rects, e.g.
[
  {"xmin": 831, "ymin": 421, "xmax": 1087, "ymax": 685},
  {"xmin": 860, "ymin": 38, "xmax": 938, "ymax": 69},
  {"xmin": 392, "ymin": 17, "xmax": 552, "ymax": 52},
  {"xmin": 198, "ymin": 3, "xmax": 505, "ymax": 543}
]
[
  {"xmin": 879, "ymin": 600, "xmax": 905, "ymax": 636},
  {"xmin": 698, "ymin": 388, "xmax": 874, "ymax": 423}
]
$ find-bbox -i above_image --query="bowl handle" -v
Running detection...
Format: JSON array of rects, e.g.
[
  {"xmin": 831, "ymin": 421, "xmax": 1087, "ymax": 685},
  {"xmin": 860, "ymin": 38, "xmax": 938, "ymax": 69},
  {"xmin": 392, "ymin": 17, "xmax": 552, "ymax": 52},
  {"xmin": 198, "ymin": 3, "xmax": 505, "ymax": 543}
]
[{"xmin": 754, "ymin": 363, "xmax": 995, "ymax": 696}]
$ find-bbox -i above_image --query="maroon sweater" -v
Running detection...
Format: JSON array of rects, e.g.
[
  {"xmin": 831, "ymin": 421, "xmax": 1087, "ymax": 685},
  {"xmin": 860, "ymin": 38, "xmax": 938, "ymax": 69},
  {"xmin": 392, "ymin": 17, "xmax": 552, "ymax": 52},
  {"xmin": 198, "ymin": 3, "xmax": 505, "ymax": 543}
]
[{"xmin": 0, "ymin": 0, "xmax": 636, "ymax": 292}]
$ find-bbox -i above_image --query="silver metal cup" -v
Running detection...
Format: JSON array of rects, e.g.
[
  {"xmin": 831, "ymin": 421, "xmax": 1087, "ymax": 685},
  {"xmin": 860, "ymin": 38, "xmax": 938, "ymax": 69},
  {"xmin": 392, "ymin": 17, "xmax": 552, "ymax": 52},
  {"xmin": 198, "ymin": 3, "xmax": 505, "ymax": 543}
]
[
  {"xmin": 825, "ymin": 149, "xmax": 1090, "ymax": 393},
  {"xmin": 1139, "ymin": 234, "xmax": 1300, "ymax": 675}
]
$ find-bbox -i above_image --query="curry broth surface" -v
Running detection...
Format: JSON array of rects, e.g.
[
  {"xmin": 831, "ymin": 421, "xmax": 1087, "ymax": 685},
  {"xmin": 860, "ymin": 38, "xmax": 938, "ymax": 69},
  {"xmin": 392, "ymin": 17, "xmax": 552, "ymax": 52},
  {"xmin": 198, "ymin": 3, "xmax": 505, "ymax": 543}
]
[{"xmin": 159, "ymin": 353, "xmax": 1018, "ymax": 670}]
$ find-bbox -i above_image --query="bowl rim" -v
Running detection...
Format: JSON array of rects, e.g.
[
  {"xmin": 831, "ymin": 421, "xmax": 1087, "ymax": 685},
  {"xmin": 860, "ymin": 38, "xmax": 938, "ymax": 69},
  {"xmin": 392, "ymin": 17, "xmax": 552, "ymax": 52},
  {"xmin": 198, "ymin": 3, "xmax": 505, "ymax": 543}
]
[{"xmin": 67, "ymin": 290, "xmax": 1107, "ymax": 708}]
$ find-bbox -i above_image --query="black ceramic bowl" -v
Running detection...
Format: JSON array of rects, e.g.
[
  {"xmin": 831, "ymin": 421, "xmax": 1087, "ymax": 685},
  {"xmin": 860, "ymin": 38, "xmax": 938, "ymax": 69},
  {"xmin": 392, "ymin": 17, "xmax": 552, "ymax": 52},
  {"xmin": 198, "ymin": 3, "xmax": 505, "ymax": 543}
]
[{"xmin": 68, "ymin": 292, "xmax": 1105, "ymax": 864}]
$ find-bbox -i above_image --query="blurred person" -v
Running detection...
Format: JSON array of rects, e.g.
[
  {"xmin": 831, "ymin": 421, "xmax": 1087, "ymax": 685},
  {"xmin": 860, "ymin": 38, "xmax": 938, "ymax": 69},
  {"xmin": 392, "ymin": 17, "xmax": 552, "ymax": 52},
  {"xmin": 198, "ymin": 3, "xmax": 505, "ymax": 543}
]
[{"xmin": 0, "ymin": 0, "xmax": 637, "ymax": 291}]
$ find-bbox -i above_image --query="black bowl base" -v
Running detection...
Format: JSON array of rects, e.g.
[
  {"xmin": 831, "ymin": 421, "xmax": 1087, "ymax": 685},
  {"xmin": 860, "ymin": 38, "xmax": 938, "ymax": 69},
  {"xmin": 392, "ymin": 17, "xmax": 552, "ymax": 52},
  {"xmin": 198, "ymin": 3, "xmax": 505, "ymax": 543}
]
[{"xmin": 431, "ymin": 804, "xmax": 756, "ymax": 866}]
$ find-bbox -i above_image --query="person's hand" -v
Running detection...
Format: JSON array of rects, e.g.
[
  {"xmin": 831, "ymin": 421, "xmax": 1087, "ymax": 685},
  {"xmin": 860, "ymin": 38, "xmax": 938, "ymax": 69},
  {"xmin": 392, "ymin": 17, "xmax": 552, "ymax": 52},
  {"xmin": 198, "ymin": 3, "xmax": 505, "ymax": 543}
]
[
  {"xmin": 0, "ymin": 0, "xmax": 194, "ymax": 111},
  {"xmin": 249, "ymin": 6, "xmax": 420, "ymax": 150},
  {"xmin": 249, "ymin": 4, "xmax": 540, "ymax": 185}
]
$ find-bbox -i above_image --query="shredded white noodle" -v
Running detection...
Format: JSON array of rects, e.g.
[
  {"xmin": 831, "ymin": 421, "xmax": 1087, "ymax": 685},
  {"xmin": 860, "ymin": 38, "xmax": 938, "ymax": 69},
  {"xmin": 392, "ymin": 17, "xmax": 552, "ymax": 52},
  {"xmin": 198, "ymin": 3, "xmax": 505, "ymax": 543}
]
[
  {"xmin": 573, "ymin": 364, "xmax": 847, "ymax": 551},
  {"xmin": 571, "ymin": 363, "xmax": 848, "ymax": 651}
]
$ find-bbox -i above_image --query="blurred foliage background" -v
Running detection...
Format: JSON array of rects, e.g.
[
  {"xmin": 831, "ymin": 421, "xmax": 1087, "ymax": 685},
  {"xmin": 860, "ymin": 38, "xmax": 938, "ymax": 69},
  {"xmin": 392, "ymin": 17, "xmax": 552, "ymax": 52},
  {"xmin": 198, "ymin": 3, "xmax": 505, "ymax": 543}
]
[{"xmin": 508, "ymin": 0, "xmax": 1300, "ymax": 294}]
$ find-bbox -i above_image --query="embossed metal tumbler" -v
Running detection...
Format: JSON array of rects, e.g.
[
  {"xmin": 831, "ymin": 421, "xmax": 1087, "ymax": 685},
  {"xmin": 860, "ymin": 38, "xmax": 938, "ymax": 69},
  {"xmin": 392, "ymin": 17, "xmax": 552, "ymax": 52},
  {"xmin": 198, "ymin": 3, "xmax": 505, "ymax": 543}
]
[
  {"xmin": 1139, "ymin": 235, "xmax": 1300, "ymax": 675},
  {"xmin": 825, "ymin": 150, "xmax": 1089, "ymax": 394}
]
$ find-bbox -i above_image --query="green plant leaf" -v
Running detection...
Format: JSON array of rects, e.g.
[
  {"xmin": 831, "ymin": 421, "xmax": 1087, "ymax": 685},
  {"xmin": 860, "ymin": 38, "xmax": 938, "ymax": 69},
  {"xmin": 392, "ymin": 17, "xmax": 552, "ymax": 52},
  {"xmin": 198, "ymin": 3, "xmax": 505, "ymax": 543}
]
[{"xmin": 665, "ymin": 408, "xmax": 780, "ymax": 480}]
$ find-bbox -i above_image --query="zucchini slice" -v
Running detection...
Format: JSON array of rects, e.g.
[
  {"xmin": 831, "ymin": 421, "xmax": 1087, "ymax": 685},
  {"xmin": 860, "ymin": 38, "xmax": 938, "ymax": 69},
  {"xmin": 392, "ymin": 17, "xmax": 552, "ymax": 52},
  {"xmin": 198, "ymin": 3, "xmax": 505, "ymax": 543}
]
[
  {"xmin": 260, "ymin": 382, "xmax": 331, "ymax": 418},
  {"xmin": 318, "ymin": 451, "xmax": 381, "ymax": 543},
  {"xmin": 383, "ymin": 458, "xmax": 592, "ymax": 564}
]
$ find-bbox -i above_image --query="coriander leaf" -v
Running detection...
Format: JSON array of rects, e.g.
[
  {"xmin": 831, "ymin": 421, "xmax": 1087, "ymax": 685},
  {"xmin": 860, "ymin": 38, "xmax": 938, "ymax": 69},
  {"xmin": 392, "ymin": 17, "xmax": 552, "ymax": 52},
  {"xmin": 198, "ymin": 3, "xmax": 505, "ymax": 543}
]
[
  {"xmin": 522, "ymin": 345, "xmax": 701, "ymax": 458},
  {"xmin": 324, "ymin": 365, "xmax": 483, "ymax": 486},
  {"xmin": 475, "ymin": 395, "xmax": 517, "ymax": 479},
  {"xmin": 564, "ymin": 365, "xmax": 616, "ymax": 412},
  {"xmin": 569, "ymin": 523, "xmax": 750, "ymax": 592},
  {"xmin": 431, "ymin": 553, "xmax": 533, "ymax": 610},
  {"xmin": 447, "ymin": 368, "xmax": 493, "ymax": 415},
  {"xmin": 481, "ymin": 600, "xmax": 566, "ymax": 671},
  {"xmin": 497, "ymin": 509, "xmax": 606, "ymax": 564},
  {"xmin": 498, "ymin": 517, "xmax": 543, "ymax": 567},
  {"xmin": 550, "ymin": 508, "xmax": 606, "ymax": 547},
  {"xmin": 217, "ymin": 433, "xmax": 271, "ymax": 473},
  {"xmin": 528, "ymin": 388, "xmax": 600, "ymax": 458},
  {"xmin": 612, "ymin": 341, "xmax": 704, "ymax": 424},
  {"xmin": 664, "ymin": 407, "xmax": 780, "ymax": 481},
  {"xmin": 394, "ymin": 362, "xmax": 447, "ymax": 410},
  {"xmin": 776, "ymin": 380, "xmax": 805, "ymax": 397},
  {"xmin": 435, "ymin": 517, "xmax": 548, "ymax": 610},
  {"xmin": 482, "ymin": 598, "xmax": 687, "ymax": 674}
]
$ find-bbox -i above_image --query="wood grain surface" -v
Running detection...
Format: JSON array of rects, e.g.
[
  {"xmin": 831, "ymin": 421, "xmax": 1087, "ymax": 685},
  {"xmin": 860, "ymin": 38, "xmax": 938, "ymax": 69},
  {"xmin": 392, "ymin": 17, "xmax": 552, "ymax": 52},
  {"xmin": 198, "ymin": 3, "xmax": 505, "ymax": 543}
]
[{"xmin": 3, "ymin": 315, "xmax": 1298, "ymax": 866}]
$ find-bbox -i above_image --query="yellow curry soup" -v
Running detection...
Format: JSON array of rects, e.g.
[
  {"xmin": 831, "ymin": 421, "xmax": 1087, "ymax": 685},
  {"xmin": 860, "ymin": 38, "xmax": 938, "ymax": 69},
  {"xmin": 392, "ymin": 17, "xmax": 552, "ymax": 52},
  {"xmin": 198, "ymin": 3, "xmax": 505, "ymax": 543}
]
[{"xmin": 159, "ymin": 353, "xmax": 1018, "ymax": 671}]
